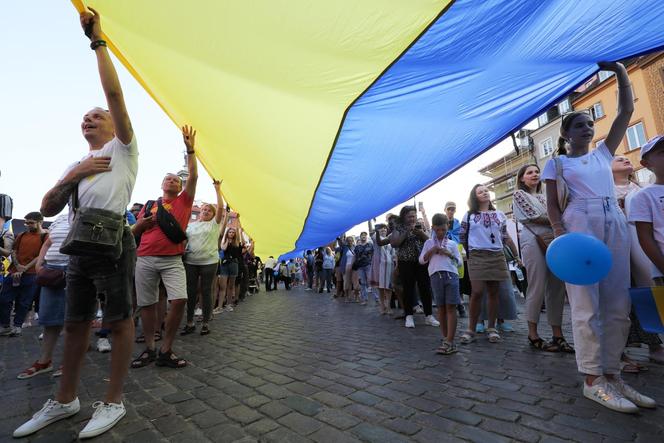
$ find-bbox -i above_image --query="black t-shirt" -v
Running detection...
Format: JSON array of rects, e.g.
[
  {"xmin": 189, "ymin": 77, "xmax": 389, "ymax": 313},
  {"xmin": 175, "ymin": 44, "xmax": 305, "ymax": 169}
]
[{"xmin": 225, "ymin": 244, "xmax": 242, "ymax": 260}]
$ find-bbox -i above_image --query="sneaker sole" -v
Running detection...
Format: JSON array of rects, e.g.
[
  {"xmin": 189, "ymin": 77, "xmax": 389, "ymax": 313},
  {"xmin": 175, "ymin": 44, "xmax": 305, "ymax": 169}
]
[
  {"xmin": 583, "ymin": 391, "xmax": 639, "ymax": 413},
  {"xmin": 17, "ymin": 366, "xmax": 53, "ymax": 380},
  {"xmin": 13, "ymin": 407, "xmax": 80, "ymax": 437},
  {"xmin": 78, "ymin": 408, "xmax": 126, "ymax": 439}
]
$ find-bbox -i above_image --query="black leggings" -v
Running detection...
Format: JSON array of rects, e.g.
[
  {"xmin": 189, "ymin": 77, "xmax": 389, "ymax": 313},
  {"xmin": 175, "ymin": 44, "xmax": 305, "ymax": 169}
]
[
  {"xmin": 398, "ymin": 260, "xmax": 433, "ymax": 316},
  {"xmin": 185, "ymin": 263, "xmax": 218, "ymax": 323}
]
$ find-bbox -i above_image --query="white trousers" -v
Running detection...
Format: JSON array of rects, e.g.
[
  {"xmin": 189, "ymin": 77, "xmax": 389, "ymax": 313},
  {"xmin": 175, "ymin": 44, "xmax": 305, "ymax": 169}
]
[{"xmin": 562, "ymin": 198, "xmax": 631, "ymax": 375}]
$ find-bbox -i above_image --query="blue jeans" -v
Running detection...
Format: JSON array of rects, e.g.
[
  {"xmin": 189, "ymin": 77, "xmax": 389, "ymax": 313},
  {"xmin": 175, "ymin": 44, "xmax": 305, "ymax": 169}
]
[
  {"xmin": 0, "ymin": 273, "xmax": 39, "ymax": 327},
  {"xmin": 357, "ymin": 265, "xmax": 371, "ymax": 302}
]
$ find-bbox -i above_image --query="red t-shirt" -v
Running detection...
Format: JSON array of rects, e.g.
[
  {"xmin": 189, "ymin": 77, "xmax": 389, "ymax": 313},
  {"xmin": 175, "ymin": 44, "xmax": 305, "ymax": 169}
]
[{"xmin": 137, "ymin": 191, "xmax": 194, "ymax": 257}]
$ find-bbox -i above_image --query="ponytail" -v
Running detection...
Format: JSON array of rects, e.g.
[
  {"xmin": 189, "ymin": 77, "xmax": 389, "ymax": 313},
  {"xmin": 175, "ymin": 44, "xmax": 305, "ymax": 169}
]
[{"xmin": 557, "ymin": 137, "xmax": 567, "ymax": 156}]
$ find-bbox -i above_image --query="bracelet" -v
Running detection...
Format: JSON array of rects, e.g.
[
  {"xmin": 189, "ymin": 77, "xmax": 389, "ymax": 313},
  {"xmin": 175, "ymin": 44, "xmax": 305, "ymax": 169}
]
[
  {"xmin": 187, "ymin": 150, "xmax": 195, "ymax": 155},
  {"xmin": 90, "ymin": 40, "xmax": 107, "ymax": 50}
]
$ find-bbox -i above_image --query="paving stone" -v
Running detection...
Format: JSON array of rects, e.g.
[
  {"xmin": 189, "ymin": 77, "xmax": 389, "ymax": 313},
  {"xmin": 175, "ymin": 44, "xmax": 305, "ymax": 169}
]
[
  {"xmin": 282, "ymin": 395, "xmax": 324, "ymax": 416},
  {"xmin": 344, "ymin": 403, "xmax": 390, "ymax": 424},
  {"xmin": 203, "ymin": 423, "xmax": 250, "ymax": 442},
  {"xmin": 479, "ymin": 417, "xmax": 542, "ymax": 442},
  {"xmin": 257, "ymin": 383, "xmax": 291, "ymax": 399},
  {"xmin": 436, "ymin": 408, "xmax": 483, "ymax": 426},
  {"xmin": 471, "ymin": 403, "xmax": 520, "ymax": 422},
  {"xmin": 411, "ymin": 413, "xmax": 458, "ymax": 433},
  {"xmin": 242, "ymin": 394, "xmax": 271, "ymax": 408},
  {"xmin": 263, "ymin": 426, "xmax": 312, "ymax": 443},
  {"xmin": 190, "ymin": 409, "xmax": 229, "ymax": 429},
  {"xmin": 456, "ymin": 425, "xmax": 512, "ymax": 443},
  {"xmin": 124, "ymin": 429, "xmax": 165, "ymax": 442},
  {"xmin": 162, "ymin": 391, "xmax": 195, "ymax": 404},
  {"xmin": 278, "ymin": 411, "xmax": 324, "ymax": 436},
  {"xmin": 412, "ymin": 428, "xmax": 467, "ymax": 443},
  {"xmin": 310, "ymin": 425, "xmax": 362, "ymax": 443},
  {"xmin": 151, "ymin": 414, "xmax": 192, "ymax": 437},
  {"xmin": 347, "ymin": 390, "xmax": 382, "ymax": 406},
  {"xmin": 245, "ymin": 418, "xmax": 280, "ymax": 436},
  {"xmin": 225, "ymin": 405, "xmax": 264, "ymax": 425},
  {"xmin": 258, "ymin": 401, "xmax": 293, "ymax": 420},
  {"xmin": 311, "ymin": 391, "xmax": 352, "ymax": 408},
  {"xmin": 382, "ymin": 418, "xmax": 422, "ymax": 436},
  {"xmin": 404, "ymin": 396, "xmax": 443, "ymax": 413},
  {"xmin": 350, "ymin": 423, "xmax": 411, "ymax": 443},
  {"xmin": 285, "ymin": 381, "xmax": 320, "ymax": 397},
  {"xmin": 316, "ymin": 408, "xmax": 362, "ymax": 430},
  {"xmin": 175, "ymin": 399, "xmax": 208, "ymax": 418}
]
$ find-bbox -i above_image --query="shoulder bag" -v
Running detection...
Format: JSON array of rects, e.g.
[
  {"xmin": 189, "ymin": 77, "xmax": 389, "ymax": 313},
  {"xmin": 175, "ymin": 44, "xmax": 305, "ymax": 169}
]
[
  {"xmin": 60, "ymin": 184, "xmax": 125, "ymax": 260},
  {"xmin": 521, "ymin": 223, "xmax": 554, "ymax": 254}
]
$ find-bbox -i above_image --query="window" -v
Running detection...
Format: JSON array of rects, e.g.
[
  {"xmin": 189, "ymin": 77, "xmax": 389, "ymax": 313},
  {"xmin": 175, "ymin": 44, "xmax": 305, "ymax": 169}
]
[
  {"xmin": 558, "ymin": 99, "xmax": 571, "ymax": 114},
  {"xmin": 598, "ymin": 71, "xmax": 614, "ymax": 82},
  {"xmin": 626, "ymin": 122, "xmax": 647, "ymax": 149},
  {"xmin": 537, "ymin": 113, "xmax": 549, "ymax": 127},
  {"xmin": 540, "ymin": 137, "xmax": 554, "ymax": 158},
  {"xmin": 506, "ymin": 176, "xmax": 516, "ymax": 191},
  {"xmin": 591, "ymin": 102, "xmax": 604, "ymax": 120}
]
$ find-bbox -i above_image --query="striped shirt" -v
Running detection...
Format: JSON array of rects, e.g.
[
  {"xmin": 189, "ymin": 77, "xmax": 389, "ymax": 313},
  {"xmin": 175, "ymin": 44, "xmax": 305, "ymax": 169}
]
[{"xmin": 44, "ymin": 214, "xmax": 70, "ymax": 266}]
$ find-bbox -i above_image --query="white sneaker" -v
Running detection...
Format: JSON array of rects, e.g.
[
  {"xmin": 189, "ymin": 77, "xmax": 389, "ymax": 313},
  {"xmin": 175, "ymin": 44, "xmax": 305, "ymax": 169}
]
[
  {"xmin": 79, "ymin": 401, "xmax": 126, "ymax": 439},
  {"xmin": 226, "ymin": 305, "xmax": 234, "ymax": 312},
  {"xmin": 583, "ymin": 376, "xmax": 638, "ymax": 413},
  {"xmin": 96, "ymin": 338, "xmax": 112, "ymax": 353},
  {"xmin": 13, "ymin": 398, "xmax": 80, "ymax": 437},
  {"xmin": 38, "ymin": 332, "xmax": 44, "ymax": 340},
  {"xmin": 10, "ymin": 326, "xmax": 22, "ymax": 337},
  {"xmin": 33, "ymin": 313, "xmax": 39, "ymax": 322},
  {"xmin": 414, "ymin": 305, "xmax": 424, "ymax": 314},
  {"xmin": 212, "ymin": 307, "xmax": 224, "ymax": 315},
  {"xmin": 194, "ymin": 307, "xmax": 203, "ymax": 317},
  {"xmin": 611, "ymin": 376, "xmax": 657, "ymax": 408},
  {"xmin": 425, "ymin": 315, "xmax": 440, "ymax": 327},
  {"xmin": 405, "ymin": 315, "xmax": 415, "ymax": 328}
]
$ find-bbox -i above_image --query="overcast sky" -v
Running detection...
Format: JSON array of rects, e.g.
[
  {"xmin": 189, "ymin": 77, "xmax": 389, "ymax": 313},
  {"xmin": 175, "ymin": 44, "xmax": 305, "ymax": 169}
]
[{"xmin": 1, "ymin": 2, "xmax": 516, "ymax": 240}]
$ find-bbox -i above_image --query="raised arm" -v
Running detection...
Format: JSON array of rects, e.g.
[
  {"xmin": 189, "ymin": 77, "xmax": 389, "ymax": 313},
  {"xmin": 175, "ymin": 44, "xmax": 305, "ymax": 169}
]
[
  {"xmin": 213, "ymin": 180, "xmax": 224, "ymax": 224},
  {"xmin": 81, "ymin": 7, "xmax": 133, "ymax": 144},
  {"xmin": 182, "ymin": 125, "xmax": 199, "ymax": 199},
  {"xmin": 599, "ymin": 62, "xmax": 634, "ymax": 156}
]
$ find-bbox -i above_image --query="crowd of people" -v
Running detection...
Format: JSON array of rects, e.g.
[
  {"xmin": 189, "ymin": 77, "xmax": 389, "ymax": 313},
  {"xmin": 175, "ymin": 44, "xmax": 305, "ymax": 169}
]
[{"xmin": 1, "ymin": 8, "xmax": 663, "ymax": 441}]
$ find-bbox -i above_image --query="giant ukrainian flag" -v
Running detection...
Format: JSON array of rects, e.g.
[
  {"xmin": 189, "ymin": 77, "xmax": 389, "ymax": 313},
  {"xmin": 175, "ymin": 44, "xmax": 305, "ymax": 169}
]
[{"xmin": 72, "ymin": 1, "xmax": 664, "ymax": 258}]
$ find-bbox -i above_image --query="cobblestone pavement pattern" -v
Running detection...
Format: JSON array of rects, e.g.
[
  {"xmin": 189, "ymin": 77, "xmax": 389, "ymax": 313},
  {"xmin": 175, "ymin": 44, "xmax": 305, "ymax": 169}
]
[{"xmin": 1, "ymin": 288, "xmax": 663, "ymax": 442}]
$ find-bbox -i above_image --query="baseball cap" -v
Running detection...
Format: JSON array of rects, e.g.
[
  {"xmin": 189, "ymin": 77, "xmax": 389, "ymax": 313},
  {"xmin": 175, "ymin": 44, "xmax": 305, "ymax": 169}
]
[
  {"xmin": 640, "ymin": 135, "xmax": 664, "ymax": 159},
  {"xmin": 444, "ymin": 201, "xmax": 456, "ymax": 209}
]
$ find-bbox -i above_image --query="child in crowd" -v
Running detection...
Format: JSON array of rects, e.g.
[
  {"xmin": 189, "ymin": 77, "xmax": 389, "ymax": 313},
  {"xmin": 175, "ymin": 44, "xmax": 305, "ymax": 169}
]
[
  {"xmin": 631, "ymin": 135, "xmax": 664, "ymax": 287},
  {"xmin": 419, "ymin": 214, "xmax": 462, "ymax": 354},
  {"xmin": 459, "ymin": 185, "xmax": 519, "ymax": 344}
]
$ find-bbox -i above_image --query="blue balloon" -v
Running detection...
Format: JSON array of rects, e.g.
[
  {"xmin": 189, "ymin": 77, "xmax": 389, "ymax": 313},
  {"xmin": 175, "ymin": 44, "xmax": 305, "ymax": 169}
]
[{"xmin": 545, "ymin": 233, "xmax": 612, "ymax": 285}]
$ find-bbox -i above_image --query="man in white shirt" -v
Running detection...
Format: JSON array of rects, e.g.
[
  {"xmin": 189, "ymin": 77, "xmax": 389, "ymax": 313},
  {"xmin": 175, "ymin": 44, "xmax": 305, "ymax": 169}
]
[
  {"xmin": 264, "ymin": 255, "xmax": 278, "ymax": 291},
  {"xmin": 15, "ymin": 8, "xmax": 138, "ymax": 440}
]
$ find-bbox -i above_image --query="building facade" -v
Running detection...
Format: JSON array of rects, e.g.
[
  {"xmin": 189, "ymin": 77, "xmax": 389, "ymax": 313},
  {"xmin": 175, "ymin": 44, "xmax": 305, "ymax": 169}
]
[{"xmin": 573, "ymin": 52, "xmax": 664, "ymax": 184}]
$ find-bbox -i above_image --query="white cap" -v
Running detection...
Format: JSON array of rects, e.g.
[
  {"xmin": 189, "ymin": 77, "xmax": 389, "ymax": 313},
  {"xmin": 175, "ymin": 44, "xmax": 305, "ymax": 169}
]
[{"xmin": 640, "ymin": 135, "xmax": 664, "ymax": 159}]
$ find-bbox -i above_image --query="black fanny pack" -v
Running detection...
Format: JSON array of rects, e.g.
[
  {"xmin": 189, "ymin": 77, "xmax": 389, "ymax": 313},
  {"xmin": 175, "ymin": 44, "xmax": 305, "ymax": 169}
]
[
  {"xmin": 60, "ymin": 186, "xmax": 125, "ymax": 260},
  {"xmin": 144, "ymin": 198, "xmax": 187, "ymax": 244}
]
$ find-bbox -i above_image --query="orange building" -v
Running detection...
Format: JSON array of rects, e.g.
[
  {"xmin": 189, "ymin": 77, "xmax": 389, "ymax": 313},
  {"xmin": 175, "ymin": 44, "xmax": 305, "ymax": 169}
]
[{"xmin": 572, "ymin": 52, "xmax": 664, "ymax": 183}]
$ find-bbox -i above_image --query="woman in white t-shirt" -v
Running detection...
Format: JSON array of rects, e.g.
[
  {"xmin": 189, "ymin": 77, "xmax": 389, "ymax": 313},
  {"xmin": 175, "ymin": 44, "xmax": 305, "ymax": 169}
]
[
  {"xmin": 181, "ymin": 180, "xmax": 224, "ymax": 336},
  {"xmin": 542, "ymin": 62, "xmax": 654, "ymax": 413},
  {"xmin": 459, "ymin": 184, "xmax": 520, "ymax": 345},
  {"xmin": 612, "ymin": 156, "xmax": 664, "ymax": 371}
]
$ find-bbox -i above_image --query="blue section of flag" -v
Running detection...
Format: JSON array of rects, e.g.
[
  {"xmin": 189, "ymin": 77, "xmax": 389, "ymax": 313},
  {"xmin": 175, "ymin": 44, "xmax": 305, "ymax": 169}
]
[
  {"xmin": 630, "ymin": 288, "xmax": 664, "ymax": 334},
  {"xmin": 293, "ymin": 0, "xmax": 664, "ymax": 251}
]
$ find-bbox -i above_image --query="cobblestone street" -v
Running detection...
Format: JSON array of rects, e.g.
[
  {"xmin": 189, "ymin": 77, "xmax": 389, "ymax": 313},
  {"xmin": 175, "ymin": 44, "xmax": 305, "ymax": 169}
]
[{"xmin": 1, "ymin": 289, "xmax": 662, "ymax": 442}]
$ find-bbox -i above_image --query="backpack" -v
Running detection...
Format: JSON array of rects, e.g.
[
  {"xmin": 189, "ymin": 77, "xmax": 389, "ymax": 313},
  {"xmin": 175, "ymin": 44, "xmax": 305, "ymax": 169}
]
[{"xmin": 0, "ymin": 194, "xmax": 13, "ymax": 221}]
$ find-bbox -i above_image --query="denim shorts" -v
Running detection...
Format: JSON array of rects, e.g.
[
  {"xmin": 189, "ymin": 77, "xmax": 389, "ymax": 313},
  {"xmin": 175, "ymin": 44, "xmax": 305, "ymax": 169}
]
[
  {"xmin": 65, "ymin": 227, "xmax": 136, "ymax": 323},
  {"xmin": 430, "ymin": 271, "xmax": 461, "ymax": 306},
  {"xmin": 39, "ymin": 283, "xmax": 67, "ymax": 327},
  {"xmin": 219, "ymin": 260, "xmax": 239, "ymax": 277}
]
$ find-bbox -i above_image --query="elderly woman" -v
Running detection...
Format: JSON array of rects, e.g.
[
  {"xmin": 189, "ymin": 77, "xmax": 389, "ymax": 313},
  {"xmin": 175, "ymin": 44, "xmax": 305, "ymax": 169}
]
[{"xmin": 181, "ymin": 180, "xmax": 225, "ymax": 336}]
